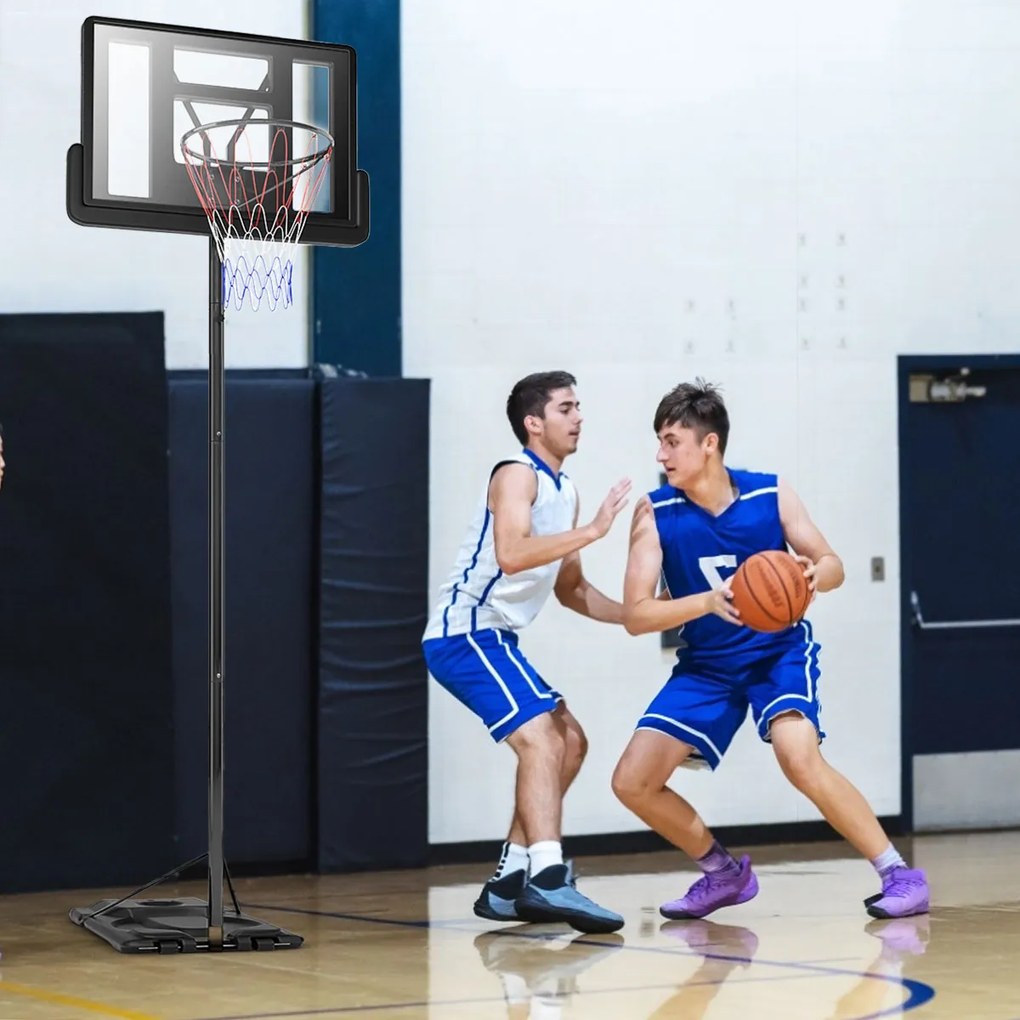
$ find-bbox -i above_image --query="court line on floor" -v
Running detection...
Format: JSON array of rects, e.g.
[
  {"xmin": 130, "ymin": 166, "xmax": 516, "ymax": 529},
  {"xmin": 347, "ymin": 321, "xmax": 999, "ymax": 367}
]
[
  {"xmin": 234, "ymin": 902, "xmax": 935, "ymax": 1020},
  {"xmin": 0, "ymin": 979, "xmax": 158, "ymax": 1020}
]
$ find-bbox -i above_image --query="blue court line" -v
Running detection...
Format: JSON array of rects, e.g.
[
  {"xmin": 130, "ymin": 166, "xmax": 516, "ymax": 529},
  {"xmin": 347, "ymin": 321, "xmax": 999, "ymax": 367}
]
[{"xmin": 229, "ymin": 901, "xmax": 935, "ymax": 1020}]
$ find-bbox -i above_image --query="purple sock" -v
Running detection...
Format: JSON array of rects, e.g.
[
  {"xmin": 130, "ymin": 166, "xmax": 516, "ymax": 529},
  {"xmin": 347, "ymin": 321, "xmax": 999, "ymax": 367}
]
[{"xmin": 696, "ymin": 840, "xmax": 740, "ymax": 875}]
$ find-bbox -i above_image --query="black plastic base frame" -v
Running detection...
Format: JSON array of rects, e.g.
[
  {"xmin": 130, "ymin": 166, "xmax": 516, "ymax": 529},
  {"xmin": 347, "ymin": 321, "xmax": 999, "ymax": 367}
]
[{"xmin": 68, "ymin": 897, "xmax": 303, "ymax": 954}]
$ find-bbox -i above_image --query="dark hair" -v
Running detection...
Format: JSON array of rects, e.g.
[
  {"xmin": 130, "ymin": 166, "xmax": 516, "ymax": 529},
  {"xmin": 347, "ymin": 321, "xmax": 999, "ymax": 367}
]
[
  {"xmin": 506, "ymin": 371, "xmax": 577, "ymax": 445},
  {"xmin": 653, "ymin": 378, "xmax": 729, "ymax": 454}
]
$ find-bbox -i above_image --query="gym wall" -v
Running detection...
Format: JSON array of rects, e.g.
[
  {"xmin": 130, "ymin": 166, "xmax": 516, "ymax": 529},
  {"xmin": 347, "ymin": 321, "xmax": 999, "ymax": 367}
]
[{"xmin": 403, "ymin": 1, "xmax": 1020, "ymax": 845}]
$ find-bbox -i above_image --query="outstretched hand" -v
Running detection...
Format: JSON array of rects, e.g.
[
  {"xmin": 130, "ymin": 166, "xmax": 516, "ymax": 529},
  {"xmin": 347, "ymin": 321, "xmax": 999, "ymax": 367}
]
[{"xmin": 590, "ymin": 478, "xmax": 633, "ymax": 538}]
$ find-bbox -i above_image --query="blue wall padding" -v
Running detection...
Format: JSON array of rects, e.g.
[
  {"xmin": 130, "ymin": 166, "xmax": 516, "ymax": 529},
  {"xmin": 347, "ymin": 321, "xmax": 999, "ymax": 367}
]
[
  {"xmin": 317, "ymin": 376, "xmax": 430, "ymax": 870},
  {"xmin": 0, "ymin": 348, "xmax": 428, "ymax": 891},
  {"xmin": 169, "ymin": 374, "xmax": 316, "ymax": 865},
  {"xmin": 0, "ymin": 312, "xmax": 175, "ymax": 892}
]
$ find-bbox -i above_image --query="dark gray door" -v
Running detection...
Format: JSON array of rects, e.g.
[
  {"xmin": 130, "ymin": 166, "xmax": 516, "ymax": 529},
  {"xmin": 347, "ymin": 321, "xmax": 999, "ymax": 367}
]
[{"xmin": 899, "ymin": 357, "xmax": 1020, "ymax": 831}]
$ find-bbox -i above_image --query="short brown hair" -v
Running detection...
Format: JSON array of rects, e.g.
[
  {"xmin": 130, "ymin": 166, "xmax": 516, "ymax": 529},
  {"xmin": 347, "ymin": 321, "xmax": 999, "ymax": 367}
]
[
  {"xmin": 506, "ymin": 371, "xmax": 577, "ymax": 445},
  {"xmin": 653, "ymin": 378, "xmax": 729, "ymax": 454}
]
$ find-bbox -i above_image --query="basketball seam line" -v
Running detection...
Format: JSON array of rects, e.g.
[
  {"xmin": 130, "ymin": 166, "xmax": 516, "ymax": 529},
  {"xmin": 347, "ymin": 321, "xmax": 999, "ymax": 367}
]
[
  {"xmin": 738, "ymin": 561, "xmax": 784, "ymax": 627},
  {"xmin": 761, "ymin": 553, "xmax": 795, "ymax": 625}
]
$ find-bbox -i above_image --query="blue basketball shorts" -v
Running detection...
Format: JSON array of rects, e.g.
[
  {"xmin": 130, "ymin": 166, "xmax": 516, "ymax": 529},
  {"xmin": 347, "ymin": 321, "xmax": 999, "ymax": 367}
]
[
  {"xmin": 637, "ymin": 624, "xmax": 824, "ymax": 770},
  {"xmin": 423, "ymin": 628, "xmax": 562, "ymax": 743}
]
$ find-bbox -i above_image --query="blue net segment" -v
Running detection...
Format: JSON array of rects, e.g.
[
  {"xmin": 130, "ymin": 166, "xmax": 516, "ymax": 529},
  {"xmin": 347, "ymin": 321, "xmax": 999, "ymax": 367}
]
[{"xmin": 223, "ymin": 253, "xmax": 296, "ymax": 311}]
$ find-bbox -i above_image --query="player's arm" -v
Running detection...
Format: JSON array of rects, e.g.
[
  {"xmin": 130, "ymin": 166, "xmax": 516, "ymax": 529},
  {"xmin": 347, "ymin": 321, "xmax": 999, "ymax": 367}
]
[
  {"xmin": 490, "ymin": 465, "xmax": 631, "ymax": 575},
  {"xmin": 623, "ymin": 497, "xmax": 739, "ymax": 635},
  {"xmin": 778, "ymin": 478, "xmax": 845, "ymax": 594},
  {"xmin": 554, "ymin": 499, "xmax": 624, "ymax": 624}
]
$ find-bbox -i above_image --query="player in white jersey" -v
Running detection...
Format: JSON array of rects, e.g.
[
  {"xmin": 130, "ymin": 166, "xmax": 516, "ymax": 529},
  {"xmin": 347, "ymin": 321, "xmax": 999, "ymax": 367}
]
[{"xmin": 423, "ymin": 371, "xmax": 631, "ymax": 933}]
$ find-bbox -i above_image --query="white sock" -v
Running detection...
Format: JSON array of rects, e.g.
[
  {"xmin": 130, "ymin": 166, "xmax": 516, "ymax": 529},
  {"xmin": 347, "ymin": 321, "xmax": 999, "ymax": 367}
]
[
  {"xmin": 492, "ymin": 841, "xmax": 530, "ymax": 880},
  {"xmin": 871, "ymin": 843, "xmax": 907, "ymax": 876},
  {"xmin": 528, "ymin": 840, "xmax": 563, "ymax": 875}
]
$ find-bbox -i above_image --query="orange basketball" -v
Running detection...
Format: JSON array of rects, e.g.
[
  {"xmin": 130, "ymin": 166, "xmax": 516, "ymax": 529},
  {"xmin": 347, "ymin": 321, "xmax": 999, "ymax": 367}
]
[{"xmin": 729, "ymin": 549, "xmax": 811, "ymax": 632}]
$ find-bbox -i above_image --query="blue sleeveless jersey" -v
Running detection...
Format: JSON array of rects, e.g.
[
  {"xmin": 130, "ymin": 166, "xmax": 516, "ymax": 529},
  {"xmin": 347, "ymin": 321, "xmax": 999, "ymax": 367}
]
[{"xmin": 651, "ymin": 469, "xmax": 803, "ymax": 666}]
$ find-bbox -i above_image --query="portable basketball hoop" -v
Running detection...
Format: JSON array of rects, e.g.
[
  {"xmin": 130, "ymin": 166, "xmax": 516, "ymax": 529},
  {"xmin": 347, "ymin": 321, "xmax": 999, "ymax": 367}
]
[
  {"xmin": 66, "ymin": 17, "xmax": 370, "ymax": 955},
  {"xmin": 181, "ymin": 118, "xmax": 334, "ymax": 310}
]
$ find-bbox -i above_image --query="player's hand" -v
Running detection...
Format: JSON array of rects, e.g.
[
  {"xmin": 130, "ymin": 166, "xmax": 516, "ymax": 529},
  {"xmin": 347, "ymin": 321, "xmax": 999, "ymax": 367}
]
[
  {"xmin": 793, "ymin": 554, "xmax": 818, "ymax": 602},
  {"xmin": 705, "ymin": 580, "xmax": 741, "ymax": 626},
  {"xmin": 589, "ymin": 478, "xmax": 632, "ymax": 538}
]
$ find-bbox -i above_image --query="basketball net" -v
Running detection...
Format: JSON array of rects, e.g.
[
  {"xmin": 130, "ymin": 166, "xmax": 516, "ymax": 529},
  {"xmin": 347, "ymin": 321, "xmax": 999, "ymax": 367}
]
[{"xmin": 181, "ymin": 119, "xmax": 334, "ymax": 310}]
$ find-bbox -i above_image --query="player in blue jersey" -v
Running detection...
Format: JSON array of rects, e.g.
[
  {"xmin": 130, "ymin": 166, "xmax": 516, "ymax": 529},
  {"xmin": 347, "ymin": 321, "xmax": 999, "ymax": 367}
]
[
  {"xmin": 424, "ymin": 371, "xmax": 631, "ymax": 933},
  {"xmin": 612, "ymin": 380, "xmax": 929, "ymax": 920}
]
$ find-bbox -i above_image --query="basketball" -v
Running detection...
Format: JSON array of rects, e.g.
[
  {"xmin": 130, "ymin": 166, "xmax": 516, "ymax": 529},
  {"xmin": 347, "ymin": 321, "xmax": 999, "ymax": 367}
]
[{"xmin": 729, "ymin": 549, "xmax": 811, "ymax": 632}]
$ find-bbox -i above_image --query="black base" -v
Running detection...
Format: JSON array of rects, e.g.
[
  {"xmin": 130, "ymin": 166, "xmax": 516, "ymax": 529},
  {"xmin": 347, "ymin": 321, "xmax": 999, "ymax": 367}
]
[{"xmin": 68, "ymin": 896, "xmax": 303, "ymax": 954}]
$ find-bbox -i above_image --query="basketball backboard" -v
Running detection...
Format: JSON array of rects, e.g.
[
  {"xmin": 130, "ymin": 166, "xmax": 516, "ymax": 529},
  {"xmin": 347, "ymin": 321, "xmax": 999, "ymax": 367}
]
[{"xmin": 67, "ymin": 17, "xmax": 369, "ymax": 247}]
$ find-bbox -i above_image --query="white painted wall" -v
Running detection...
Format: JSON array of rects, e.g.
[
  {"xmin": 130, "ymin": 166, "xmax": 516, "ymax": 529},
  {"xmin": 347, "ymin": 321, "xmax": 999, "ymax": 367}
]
[
  {"xmin": 0, "ymin": 0, "xmax": 311, "ymax": 368},
  {"xmin": 404, "ymin": 0, "xmax": 1020, "ymax": 843}
]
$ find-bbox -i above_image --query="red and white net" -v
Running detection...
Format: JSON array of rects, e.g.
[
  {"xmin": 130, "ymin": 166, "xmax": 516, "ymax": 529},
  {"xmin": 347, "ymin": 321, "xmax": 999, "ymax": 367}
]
[{"xmin": 181, "ymin": 119, "xmax": 333, "ymax": 310}]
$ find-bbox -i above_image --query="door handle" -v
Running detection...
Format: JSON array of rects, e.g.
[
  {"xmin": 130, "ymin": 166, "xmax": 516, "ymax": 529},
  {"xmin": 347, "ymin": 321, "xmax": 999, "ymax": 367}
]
[{"xmin": 910, "ymin": 590, "xmax": 1020, "ymax": 630}]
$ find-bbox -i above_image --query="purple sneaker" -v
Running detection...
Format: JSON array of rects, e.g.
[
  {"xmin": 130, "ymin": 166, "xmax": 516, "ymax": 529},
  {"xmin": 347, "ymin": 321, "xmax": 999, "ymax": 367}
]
[
  {"xmin": 660, "ymin": 855, "xmax": 759, "ymax": 920},
  {"xmin": 864, "ymin": 867, "xmax": 930, "ymax": 919}
]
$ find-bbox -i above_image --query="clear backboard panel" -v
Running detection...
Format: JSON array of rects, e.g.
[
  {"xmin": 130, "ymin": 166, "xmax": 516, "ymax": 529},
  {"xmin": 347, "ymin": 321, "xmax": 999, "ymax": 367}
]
[{"xmin": 68, "ymin": 18, "xmax": 368, "ymax": 246}]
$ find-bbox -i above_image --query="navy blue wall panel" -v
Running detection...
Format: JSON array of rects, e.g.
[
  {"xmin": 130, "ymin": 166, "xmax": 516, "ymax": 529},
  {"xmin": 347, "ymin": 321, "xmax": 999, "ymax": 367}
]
[
  {"xmin": 312, "ymin": 0, "xmax": 401, "ymax": 375},
  {"xmin": 0, "ymin": 313, "xmax": 175, "ymax": 892},
  {"xmin": 317, "ymin": 376, "xmax": 429, "ymax": 870}
]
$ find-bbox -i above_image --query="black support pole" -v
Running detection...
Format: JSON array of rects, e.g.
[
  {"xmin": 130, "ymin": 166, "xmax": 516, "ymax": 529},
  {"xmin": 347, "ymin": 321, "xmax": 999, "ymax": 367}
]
[{"xmin": 208, "ymin": 236, "xmax": 225, "ymax": 948}]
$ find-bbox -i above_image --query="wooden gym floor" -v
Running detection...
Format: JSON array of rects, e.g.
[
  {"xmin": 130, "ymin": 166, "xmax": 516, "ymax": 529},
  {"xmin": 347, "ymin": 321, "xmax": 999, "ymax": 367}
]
[{"xmin": 1, "ymin": 829, "xmax": 1018, "ymax": 1019}]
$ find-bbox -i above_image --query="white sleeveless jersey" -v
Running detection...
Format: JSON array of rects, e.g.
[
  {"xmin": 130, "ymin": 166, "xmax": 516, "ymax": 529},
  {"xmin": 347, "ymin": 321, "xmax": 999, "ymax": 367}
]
[{"xmin": 423, "ymin": 450, "xmax": 578, "ymax": 639}]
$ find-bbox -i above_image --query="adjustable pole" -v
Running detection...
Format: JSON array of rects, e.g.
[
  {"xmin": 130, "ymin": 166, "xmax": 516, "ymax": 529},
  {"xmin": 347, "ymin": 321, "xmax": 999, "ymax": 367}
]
[{"xmin": 208, "ymin": 236, "xmax": 225, "ymax": 948}]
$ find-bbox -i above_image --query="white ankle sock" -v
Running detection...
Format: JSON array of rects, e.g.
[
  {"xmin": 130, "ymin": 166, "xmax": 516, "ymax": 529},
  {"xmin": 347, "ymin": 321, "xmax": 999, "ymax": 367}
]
[
  {"xmin": 492, "ymin": 841, "xmax": 530, "ymax": 880},
  {"xmin": 528, "ymin": 840, "xmax": 563, "ymax": 875},
  {"xmin": 871, "ymin": 844, "xmax": 907, "ymax": 876}
]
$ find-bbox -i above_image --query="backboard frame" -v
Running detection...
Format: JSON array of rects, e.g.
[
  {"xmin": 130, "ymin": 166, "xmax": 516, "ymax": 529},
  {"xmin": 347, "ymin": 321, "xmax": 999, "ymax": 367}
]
[{"xmin": 67, "ymin": 17, "xmax": 369, "ymax": 247}]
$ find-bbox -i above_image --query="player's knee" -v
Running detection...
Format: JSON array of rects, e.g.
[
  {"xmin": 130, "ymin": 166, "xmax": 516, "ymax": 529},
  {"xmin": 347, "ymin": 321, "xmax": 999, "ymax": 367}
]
[
  {"xmin": 611, "ymin": 758, "xmax": 652, "ymax": 807},
  {"xmin": 510, "ymin": 712, "xmax": 566, "ymax": 763},
  {"xmin": 774, "ymin": 738, "xmax": 823, "ymax": 791}
]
